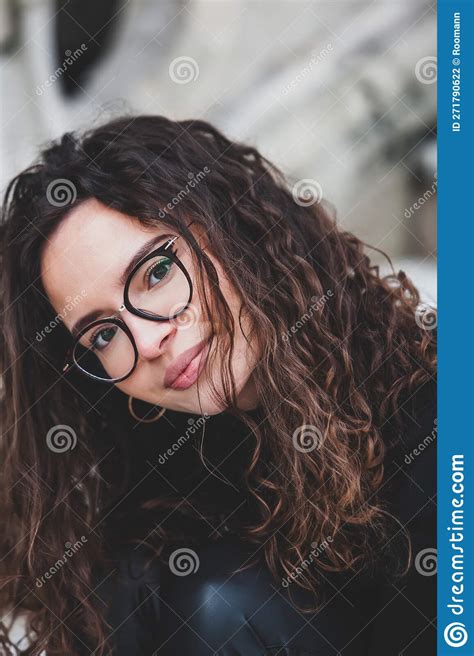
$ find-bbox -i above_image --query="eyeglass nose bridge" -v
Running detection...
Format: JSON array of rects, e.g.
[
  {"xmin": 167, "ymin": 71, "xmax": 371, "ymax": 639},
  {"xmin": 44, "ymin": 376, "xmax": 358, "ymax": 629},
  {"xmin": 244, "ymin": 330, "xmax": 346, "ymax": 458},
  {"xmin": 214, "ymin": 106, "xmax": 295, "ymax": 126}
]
[{"xmin": 63, "ymin": 236, "xmax": 193, "ymax": 382}]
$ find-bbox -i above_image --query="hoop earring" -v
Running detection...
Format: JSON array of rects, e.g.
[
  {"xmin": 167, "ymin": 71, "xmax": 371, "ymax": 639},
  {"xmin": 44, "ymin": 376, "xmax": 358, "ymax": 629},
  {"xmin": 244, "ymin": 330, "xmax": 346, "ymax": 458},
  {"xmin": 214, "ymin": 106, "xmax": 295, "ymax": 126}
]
[{"xmin": 128, "ymin": 395, "xmax": 166, "ymax": 423}]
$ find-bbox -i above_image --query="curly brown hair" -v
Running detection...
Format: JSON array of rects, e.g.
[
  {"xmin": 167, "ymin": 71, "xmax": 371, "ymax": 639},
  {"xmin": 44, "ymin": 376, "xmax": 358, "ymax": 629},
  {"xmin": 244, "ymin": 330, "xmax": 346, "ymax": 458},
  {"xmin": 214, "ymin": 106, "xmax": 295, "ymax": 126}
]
[{"xmin": 0, "ymin": 115, "xmax": 436, "ymax": 655}]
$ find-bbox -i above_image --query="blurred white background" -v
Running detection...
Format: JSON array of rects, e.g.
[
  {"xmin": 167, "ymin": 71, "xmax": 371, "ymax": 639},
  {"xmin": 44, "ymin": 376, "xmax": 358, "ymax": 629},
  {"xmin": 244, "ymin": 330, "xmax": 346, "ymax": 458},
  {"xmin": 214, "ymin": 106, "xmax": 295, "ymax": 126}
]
[{"xmin": 0, "ymin": 0, "xmax": 436, "ymax": 300}]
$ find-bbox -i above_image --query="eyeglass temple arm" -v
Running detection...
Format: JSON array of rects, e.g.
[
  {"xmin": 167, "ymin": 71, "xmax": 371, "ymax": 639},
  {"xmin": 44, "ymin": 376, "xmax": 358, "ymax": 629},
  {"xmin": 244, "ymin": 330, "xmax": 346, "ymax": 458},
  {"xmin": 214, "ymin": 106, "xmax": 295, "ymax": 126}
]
[
  {"xmin": 63, "ymin": 346, "xmax": 73, "ymax": 372},
  {"xmin": 164, "ymin": 235, "xmax": 179, "ymax": 249}
]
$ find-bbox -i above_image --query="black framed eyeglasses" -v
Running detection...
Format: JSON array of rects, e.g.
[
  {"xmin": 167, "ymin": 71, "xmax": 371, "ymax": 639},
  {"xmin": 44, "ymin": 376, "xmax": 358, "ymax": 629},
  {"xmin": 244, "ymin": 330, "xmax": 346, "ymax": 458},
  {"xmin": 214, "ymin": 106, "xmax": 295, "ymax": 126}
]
[{"xmin": 62, "ymin": 234, "xmax": 193, "ymax": 383}]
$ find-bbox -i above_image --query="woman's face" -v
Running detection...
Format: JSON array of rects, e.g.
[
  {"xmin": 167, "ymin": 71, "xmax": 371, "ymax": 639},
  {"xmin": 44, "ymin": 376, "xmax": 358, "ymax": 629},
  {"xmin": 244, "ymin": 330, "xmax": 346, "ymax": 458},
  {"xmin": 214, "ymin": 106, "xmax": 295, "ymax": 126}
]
[{"xmin": 40, "ymin": 198, "xmax": 259, "ymax": 416}]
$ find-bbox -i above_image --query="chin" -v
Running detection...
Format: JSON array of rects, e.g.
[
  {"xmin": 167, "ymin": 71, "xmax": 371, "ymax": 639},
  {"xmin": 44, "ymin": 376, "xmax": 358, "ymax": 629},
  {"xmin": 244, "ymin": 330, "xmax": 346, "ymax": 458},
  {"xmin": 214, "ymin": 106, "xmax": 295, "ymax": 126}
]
[
  {"xmin": 152, "ymin": 367, "xmax": 254, "ymax": 416},
  {"xmin": 156, "ymin": 384, "xmax": 227, "ymax": 416},
  {"xmin": 184, "ymin": 391, "xmax": 228, "ymax": 416}
]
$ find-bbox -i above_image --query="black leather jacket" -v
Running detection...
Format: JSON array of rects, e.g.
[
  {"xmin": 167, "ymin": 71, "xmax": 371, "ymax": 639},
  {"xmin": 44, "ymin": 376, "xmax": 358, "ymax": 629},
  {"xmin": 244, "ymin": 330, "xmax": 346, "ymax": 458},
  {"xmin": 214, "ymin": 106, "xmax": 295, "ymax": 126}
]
[{"xmin": 85, "ymin": 382, "xmax": 436, "ymax": 656}]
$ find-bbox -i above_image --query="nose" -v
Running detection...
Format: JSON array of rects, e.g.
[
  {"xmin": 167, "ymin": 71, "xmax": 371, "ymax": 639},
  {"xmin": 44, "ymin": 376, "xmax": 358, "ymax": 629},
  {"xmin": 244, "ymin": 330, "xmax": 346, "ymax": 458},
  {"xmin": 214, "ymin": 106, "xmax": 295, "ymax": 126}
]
[{"xmin": 125, "ymin": 312, "xmax": 176, "ymax": 361}]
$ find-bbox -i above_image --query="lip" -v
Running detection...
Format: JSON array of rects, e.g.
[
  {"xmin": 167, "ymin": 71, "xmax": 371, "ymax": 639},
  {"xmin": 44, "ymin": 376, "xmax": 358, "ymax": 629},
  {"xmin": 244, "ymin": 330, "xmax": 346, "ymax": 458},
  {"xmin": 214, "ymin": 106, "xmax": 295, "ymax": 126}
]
[{"xmin": 164, "ymin": 339, "xmax": 209, "ymax": 390}]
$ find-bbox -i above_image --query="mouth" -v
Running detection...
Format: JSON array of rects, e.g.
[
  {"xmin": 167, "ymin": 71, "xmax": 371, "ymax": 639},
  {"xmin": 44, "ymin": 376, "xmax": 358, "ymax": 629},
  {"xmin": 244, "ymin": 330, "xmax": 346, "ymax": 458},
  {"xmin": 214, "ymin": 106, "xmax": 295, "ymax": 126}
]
[{"xmin": 164, "ymin": 339, "xmax": 210, "ymax": 390}]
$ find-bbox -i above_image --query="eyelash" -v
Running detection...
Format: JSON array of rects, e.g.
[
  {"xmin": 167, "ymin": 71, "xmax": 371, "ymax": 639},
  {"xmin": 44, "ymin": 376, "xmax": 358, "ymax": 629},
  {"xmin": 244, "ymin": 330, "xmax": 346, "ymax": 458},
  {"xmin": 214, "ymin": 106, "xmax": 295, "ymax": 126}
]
[
  {"xmin": 89, "ymin": 325, "xmax": 113, "ymax": 350},
  {"xmin": 87, "ymin": 244, "xmax": 179, "ymax": 349},
  {"xmin": 81, "ymin": 238, "xmax": 180, "ymax": 347},
  {"xmin": 143, "ymin": 245, "xmax": 177, "ymax": 283}
]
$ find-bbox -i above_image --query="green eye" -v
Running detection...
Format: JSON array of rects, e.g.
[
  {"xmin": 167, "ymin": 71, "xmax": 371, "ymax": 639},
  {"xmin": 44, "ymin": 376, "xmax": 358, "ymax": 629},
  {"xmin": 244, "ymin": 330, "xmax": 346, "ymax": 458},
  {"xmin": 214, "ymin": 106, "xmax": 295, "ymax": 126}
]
[
  {"xmin": 91, "ymin": 326, "xmax": 117, "ymax": 351},
  {"xmin": 145, "ymin": 257, "xmax": 173, "ymax": 288}
]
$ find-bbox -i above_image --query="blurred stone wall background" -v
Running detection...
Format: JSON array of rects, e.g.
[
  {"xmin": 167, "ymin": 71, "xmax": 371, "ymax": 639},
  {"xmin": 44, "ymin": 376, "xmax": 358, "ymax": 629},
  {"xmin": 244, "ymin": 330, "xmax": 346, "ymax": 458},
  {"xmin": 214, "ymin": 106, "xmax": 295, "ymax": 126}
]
[{"xmin": 1, "ymin": 0, "xmax": 436, "ymax": 299}]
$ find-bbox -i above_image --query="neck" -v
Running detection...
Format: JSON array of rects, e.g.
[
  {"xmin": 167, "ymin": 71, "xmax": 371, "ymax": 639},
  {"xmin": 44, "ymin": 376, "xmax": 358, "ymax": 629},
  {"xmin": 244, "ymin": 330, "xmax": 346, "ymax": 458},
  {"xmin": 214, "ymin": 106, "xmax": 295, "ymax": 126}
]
[{"xmin": 235, "ymin": 372, "xmax": 259, "ymax": 412}]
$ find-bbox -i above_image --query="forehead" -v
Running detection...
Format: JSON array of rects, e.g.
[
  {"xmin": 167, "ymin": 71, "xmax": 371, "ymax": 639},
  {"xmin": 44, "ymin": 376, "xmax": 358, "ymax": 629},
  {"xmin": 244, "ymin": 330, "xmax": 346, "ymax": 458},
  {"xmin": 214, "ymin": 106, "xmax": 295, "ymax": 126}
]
[{"xmin": 40, "ymin": 199, "xmax": 168, "ymax": 326}]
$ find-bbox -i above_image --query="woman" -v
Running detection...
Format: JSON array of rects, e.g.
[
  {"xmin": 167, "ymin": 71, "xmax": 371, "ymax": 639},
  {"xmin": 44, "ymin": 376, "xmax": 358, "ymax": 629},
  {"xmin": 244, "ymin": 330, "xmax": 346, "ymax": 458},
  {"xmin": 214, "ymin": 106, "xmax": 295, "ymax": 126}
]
[{"xmin": 0, "ymin": 115, "xmax": 436, "ymax": 655}]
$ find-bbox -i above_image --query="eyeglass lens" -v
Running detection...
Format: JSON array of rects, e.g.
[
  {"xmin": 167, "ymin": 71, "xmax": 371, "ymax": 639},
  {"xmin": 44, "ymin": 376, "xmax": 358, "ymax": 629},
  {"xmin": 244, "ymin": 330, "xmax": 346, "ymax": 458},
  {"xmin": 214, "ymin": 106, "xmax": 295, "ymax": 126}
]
[{"xmin": 72, "ymin": 246, "xmax": 191, "ymax": 380}]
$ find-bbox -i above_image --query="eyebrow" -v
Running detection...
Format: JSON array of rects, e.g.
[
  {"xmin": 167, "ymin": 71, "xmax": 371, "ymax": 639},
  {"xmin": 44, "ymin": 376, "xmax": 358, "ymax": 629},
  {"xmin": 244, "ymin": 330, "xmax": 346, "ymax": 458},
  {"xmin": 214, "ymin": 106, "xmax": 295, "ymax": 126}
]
[{"xmin": 70, "ymin": 232, "xmax": 176, "ymax": 338}]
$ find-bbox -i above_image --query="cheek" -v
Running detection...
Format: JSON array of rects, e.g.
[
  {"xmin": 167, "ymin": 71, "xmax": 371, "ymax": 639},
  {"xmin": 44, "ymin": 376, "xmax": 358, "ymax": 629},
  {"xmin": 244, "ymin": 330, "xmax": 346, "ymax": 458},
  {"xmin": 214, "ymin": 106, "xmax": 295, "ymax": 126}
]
[{"xmin": 228, "ymin": 317, "xmax": 257, "ymax": 374}]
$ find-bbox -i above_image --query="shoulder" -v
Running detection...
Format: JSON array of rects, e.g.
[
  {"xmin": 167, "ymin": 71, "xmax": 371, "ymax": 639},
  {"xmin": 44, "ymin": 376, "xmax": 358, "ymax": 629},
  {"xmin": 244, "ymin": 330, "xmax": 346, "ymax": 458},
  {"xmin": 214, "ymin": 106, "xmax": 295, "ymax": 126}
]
[
  {"xmin": 380, "ymin": 378, "xmax": 437, "ymax": 524},
  {"xmin": 92, "ymin": 544, "xmax": 162, "ymax": 654},
  {"xmin": 363, "ymin": 379, "xmax": 437, "ymax": 655},
  {"xmin": 388, "ymin": 378, "xmax": 437, "ymax": 458}
]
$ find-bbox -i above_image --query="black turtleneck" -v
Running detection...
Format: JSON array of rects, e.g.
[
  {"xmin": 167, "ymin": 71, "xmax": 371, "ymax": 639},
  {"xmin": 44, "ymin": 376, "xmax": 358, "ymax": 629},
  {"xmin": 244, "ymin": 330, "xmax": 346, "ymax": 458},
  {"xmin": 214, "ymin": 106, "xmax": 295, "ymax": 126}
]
[{"xmin": 90, "ymin": 379, "xmax": 436, "ymax": 656}]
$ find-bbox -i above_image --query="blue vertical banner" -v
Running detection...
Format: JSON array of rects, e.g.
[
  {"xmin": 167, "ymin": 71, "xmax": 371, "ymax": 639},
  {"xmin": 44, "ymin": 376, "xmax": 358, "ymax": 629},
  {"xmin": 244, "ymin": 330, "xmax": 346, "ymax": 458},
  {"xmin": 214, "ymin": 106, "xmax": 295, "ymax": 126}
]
[{"xmin": 438, "ymin": 1, "xmax": 474, "ymax": 654}]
